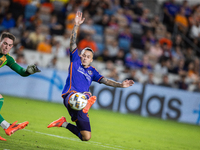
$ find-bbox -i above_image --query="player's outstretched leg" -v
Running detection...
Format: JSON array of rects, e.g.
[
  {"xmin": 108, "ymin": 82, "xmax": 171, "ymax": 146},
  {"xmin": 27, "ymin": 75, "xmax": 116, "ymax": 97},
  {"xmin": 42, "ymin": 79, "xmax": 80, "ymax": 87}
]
[
  {"xmin": 4, "ymin": 121, "xmax": 29, "ymax": 136},
  {"xmin": 48, "ymin": 117, "xmax": 87, "ymax": 141},
  {"xmin": 47, "ymin": 116, "xmax": 66, "ymax": 128},
  {"xmin": 0, "ymin": 136, "xmax": 6, "ymax": 141},
  {"xmin": 83, "ymin": 96, "xmax": 96, "ymax": 113}
]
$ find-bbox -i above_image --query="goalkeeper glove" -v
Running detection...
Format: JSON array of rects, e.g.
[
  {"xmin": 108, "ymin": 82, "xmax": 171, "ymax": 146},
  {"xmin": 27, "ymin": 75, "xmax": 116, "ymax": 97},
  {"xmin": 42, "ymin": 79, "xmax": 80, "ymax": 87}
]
[{"xmin": 26, "ymin": 64, "xmax": 41, "ymax": 74}]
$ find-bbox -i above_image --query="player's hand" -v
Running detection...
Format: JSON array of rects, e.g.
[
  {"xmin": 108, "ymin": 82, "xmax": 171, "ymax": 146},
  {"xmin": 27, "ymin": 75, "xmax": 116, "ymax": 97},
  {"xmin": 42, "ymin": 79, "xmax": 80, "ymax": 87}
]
[
  {"xmin": 122, "ymin": 80, "xmax": 134, "ymax": 88},
  {"xmin": 26, "ymin": 64, "xmax": 41, "ymax": 74},
  {"xmin": 75, "ymin": 11, "xmax": 85, "ymax": 26}
]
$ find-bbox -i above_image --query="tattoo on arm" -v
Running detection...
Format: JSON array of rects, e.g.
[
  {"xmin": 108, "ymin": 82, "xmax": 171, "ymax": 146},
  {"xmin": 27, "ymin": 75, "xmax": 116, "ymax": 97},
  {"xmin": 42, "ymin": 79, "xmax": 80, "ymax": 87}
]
[
  {"xmin": 100, "ymin": 78, "xmax": 122, "ymax": 87},
  {"xmin": 70, "ymin": 25, "xmax": 79, "ymax": 52}
]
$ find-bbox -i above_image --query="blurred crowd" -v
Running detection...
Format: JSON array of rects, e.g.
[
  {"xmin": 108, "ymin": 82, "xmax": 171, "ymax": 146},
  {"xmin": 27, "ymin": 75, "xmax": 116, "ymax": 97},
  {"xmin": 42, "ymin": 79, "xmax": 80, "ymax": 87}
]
[{"xmin": 0, "ymin": 0, "xmax": 200, "ymax": 92}]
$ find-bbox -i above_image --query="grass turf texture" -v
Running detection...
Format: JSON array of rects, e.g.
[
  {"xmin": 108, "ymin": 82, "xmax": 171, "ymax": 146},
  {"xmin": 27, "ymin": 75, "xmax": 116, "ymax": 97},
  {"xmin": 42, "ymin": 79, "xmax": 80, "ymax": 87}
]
[{"xmin": 0, "ymin": 95, "xmax": 200, "ymax": 150}]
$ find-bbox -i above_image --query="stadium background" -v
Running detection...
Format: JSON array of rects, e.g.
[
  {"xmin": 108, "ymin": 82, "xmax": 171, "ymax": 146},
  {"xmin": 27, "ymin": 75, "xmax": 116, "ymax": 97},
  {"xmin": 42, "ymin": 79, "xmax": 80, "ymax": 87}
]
[{"xmin": 1, "ymin": 0, "xmax": 200, "ymax": 124}]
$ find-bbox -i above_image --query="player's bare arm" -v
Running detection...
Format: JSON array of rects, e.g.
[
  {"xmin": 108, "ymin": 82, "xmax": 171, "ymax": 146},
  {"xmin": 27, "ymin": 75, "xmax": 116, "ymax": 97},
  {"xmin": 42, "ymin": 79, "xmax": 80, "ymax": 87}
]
[
  {"xmin": 70, "ymin": 11, "xmax": 85, "ymax": 52},
  {"xmin": 70, "ymin": 25, "xmax": 79, "ymax": 52},
  {"xmin": 100, "ymin": 77, "xmax": 134, "ymax": 88}
]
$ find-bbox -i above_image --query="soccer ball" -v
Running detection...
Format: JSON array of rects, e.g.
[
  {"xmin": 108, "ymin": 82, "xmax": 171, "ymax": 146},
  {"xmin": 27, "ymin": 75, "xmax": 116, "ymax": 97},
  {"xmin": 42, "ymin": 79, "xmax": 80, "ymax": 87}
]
[{"xmin": 69, "ymin": 93, "xmax": 88, "ymax": 111}]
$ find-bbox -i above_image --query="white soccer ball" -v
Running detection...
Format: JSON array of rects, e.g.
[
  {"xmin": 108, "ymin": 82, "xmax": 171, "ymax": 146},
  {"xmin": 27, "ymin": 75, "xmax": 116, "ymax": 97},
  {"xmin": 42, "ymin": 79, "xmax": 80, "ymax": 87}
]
[{"xmin": 69, "ymin": 93, "xmax": 88, "ymax": 111}]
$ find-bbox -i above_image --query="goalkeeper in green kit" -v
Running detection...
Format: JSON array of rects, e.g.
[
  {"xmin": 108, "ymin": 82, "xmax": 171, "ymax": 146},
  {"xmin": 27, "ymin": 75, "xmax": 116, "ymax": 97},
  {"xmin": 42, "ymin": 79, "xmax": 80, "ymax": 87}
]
[{"xmin": 0, "ymin": 32, "xmax": 41, "ymax": 141}]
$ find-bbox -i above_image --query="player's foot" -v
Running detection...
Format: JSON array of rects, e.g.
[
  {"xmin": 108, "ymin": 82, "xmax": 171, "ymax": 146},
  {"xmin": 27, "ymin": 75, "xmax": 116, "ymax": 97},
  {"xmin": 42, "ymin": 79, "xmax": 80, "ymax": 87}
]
[
  {"xmin": 0, "ymin": 136, "xmax": 6, "ymax": 141},
  {"xmin": 4, "ymin": 121, "xmax": 29, "ymax": 136},
  {"xmin": 47, "ymin": 117, "xmax": 66, "ymax": 128},
  {"xmin": 83, "ymin": 96, "xmax": 96, "ymax": 113}
]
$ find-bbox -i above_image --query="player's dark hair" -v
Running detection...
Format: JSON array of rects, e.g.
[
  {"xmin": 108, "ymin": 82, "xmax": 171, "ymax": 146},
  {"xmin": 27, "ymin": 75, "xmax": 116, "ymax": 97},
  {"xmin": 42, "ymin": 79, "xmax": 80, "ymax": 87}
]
[{"xmin": 0, "ymin": 32, "xmax": 16, "ymax": 42}]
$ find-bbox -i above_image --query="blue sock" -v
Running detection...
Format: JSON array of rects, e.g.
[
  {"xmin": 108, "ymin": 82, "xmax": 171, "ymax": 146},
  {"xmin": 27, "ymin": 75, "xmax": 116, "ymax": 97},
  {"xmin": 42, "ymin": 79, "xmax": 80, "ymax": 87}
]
[
  {"xmin": 66, "ymin": 123, "xmax": 82, "ymax": 140},
  {"xmin": 84, "ymin": 92, "xmax": 91, "ymax": 99}
]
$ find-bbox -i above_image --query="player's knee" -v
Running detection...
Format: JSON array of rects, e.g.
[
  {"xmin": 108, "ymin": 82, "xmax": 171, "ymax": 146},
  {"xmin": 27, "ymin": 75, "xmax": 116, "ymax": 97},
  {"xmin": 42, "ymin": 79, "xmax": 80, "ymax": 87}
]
[
  {"xmin": 82, "ymin": 137, "xmax": 91, "ymax": 141},
  {"xmin": 0, "ymin": 94, "xmax": 3, "ymax": 98},
  {"xmin": 82, "ymin": 134, "xmax": 91, "ymax": 141}
]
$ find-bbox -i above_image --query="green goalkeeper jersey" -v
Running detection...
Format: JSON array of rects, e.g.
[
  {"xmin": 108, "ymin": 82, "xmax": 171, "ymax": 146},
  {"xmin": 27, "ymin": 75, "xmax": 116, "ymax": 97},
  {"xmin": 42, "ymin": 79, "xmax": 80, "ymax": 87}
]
[{"xmin": 0, "ymin": 53, "xmax": 30, "ymax": 77}]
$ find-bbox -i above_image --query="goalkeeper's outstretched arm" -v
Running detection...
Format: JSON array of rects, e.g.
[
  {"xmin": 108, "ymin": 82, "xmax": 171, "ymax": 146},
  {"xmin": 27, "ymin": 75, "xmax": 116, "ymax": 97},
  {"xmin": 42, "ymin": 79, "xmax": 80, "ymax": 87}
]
[{"xmin": 10, "ymin": 63, "xmax": 41, "ymax": 77}]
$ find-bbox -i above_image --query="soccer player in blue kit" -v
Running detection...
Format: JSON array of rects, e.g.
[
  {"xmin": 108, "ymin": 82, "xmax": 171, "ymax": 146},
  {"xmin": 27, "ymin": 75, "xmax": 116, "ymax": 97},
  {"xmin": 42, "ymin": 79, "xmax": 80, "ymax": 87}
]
[{"xmin": 47, "ymin": 11, "xmax": 134, "ymax": 141}]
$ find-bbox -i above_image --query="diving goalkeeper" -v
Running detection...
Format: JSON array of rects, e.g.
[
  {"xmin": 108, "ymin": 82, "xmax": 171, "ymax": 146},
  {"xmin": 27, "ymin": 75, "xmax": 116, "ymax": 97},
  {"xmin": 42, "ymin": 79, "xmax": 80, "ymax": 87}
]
[{"xmin": 0, "ymin": 32, "xmax": 41, "ymax": 141}]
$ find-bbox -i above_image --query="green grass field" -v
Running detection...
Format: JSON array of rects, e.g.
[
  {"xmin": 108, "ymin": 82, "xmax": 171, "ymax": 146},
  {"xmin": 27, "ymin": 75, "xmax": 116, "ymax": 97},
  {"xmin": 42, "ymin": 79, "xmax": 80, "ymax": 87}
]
[{"xmin": 0, "ymin": 95, "xmax": 200, "ymax": 150}]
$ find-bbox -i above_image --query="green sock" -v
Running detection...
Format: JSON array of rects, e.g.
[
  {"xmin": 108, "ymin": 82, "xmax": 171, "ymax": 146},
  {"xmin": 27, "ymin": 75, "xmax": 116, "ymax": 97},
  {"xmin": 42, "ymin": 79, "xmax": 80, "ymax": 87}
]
[{"xmin": 0, "ymin": 98, "xmax": 5, "ymax": 124}]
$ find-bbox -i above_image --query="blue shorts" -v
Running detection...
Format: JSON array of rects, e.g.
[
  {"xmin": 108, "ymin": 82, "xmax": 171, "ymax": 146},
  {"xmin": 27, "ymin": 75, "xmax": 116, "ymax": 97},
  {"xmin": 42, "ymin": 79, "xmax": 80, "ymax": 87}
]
[{"xmin": 63, "ymin": 92, "xmax": 91, "ymax": 132}]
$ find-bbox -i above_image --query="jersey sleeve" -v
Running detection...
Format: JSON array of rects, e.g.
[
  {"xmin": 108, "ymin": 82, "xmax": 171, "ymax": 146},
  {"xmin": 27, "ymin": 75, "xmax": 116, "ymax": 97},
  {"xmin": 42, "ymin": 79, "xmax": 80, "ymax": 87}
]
[
  {"xmin": 70, "ymin": 48, "xmax": 80, "ymax": 63},
  {"xmin": 6, "ymin": 55, "xmax": 30, "ymax": 77},
  {"xmin": 92, "ymin": 67, "xmax": 104, "ymax": 83}
]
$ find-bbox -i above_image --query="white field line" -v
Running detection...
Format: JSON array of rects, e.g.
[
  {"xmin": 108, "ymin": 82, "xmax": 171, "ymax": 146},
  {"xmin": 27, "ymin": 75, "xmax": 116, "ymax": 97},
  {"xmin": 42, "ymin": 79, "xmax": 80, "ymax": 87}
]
[{"xmin": 24, "ymin": 129, "xmax": 130, "ymax": 150}]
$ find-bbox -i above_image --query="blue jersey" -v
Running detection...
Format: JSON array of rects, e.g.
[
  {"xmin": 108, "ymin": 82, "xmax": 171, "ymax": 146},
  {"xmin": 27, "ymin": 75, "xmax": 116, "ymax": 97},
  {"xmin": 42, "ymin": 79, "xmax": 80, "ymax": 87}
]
[
  {"xmin": 62, "ymin": 48, "xmax": 103, "ymax": 96},
  {"xmin": 164, "ymin": 2, "xmax": 179, "ymax": 17}
]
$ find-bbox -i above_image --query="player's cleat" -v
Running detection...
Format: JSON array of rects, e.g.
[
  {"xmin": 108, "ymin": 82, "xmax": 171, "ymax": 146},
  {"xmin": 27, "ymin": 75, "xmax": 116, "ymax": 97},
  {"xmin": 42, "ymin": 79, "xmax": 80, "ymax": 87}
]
[
  {"xmin": 0, "ymin": 136, "xmax": 6, "ymax": 141},
  {"xmin": 83, "ymin": 96, "xmax": 96, "ymax": 113},
  {"xmin": 47, "ymin": 117, "xmax": 66, "ymax": 128},
  {"xmin": 4, "ymin": 121, "xmax": 29, "ymax": 136}
]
